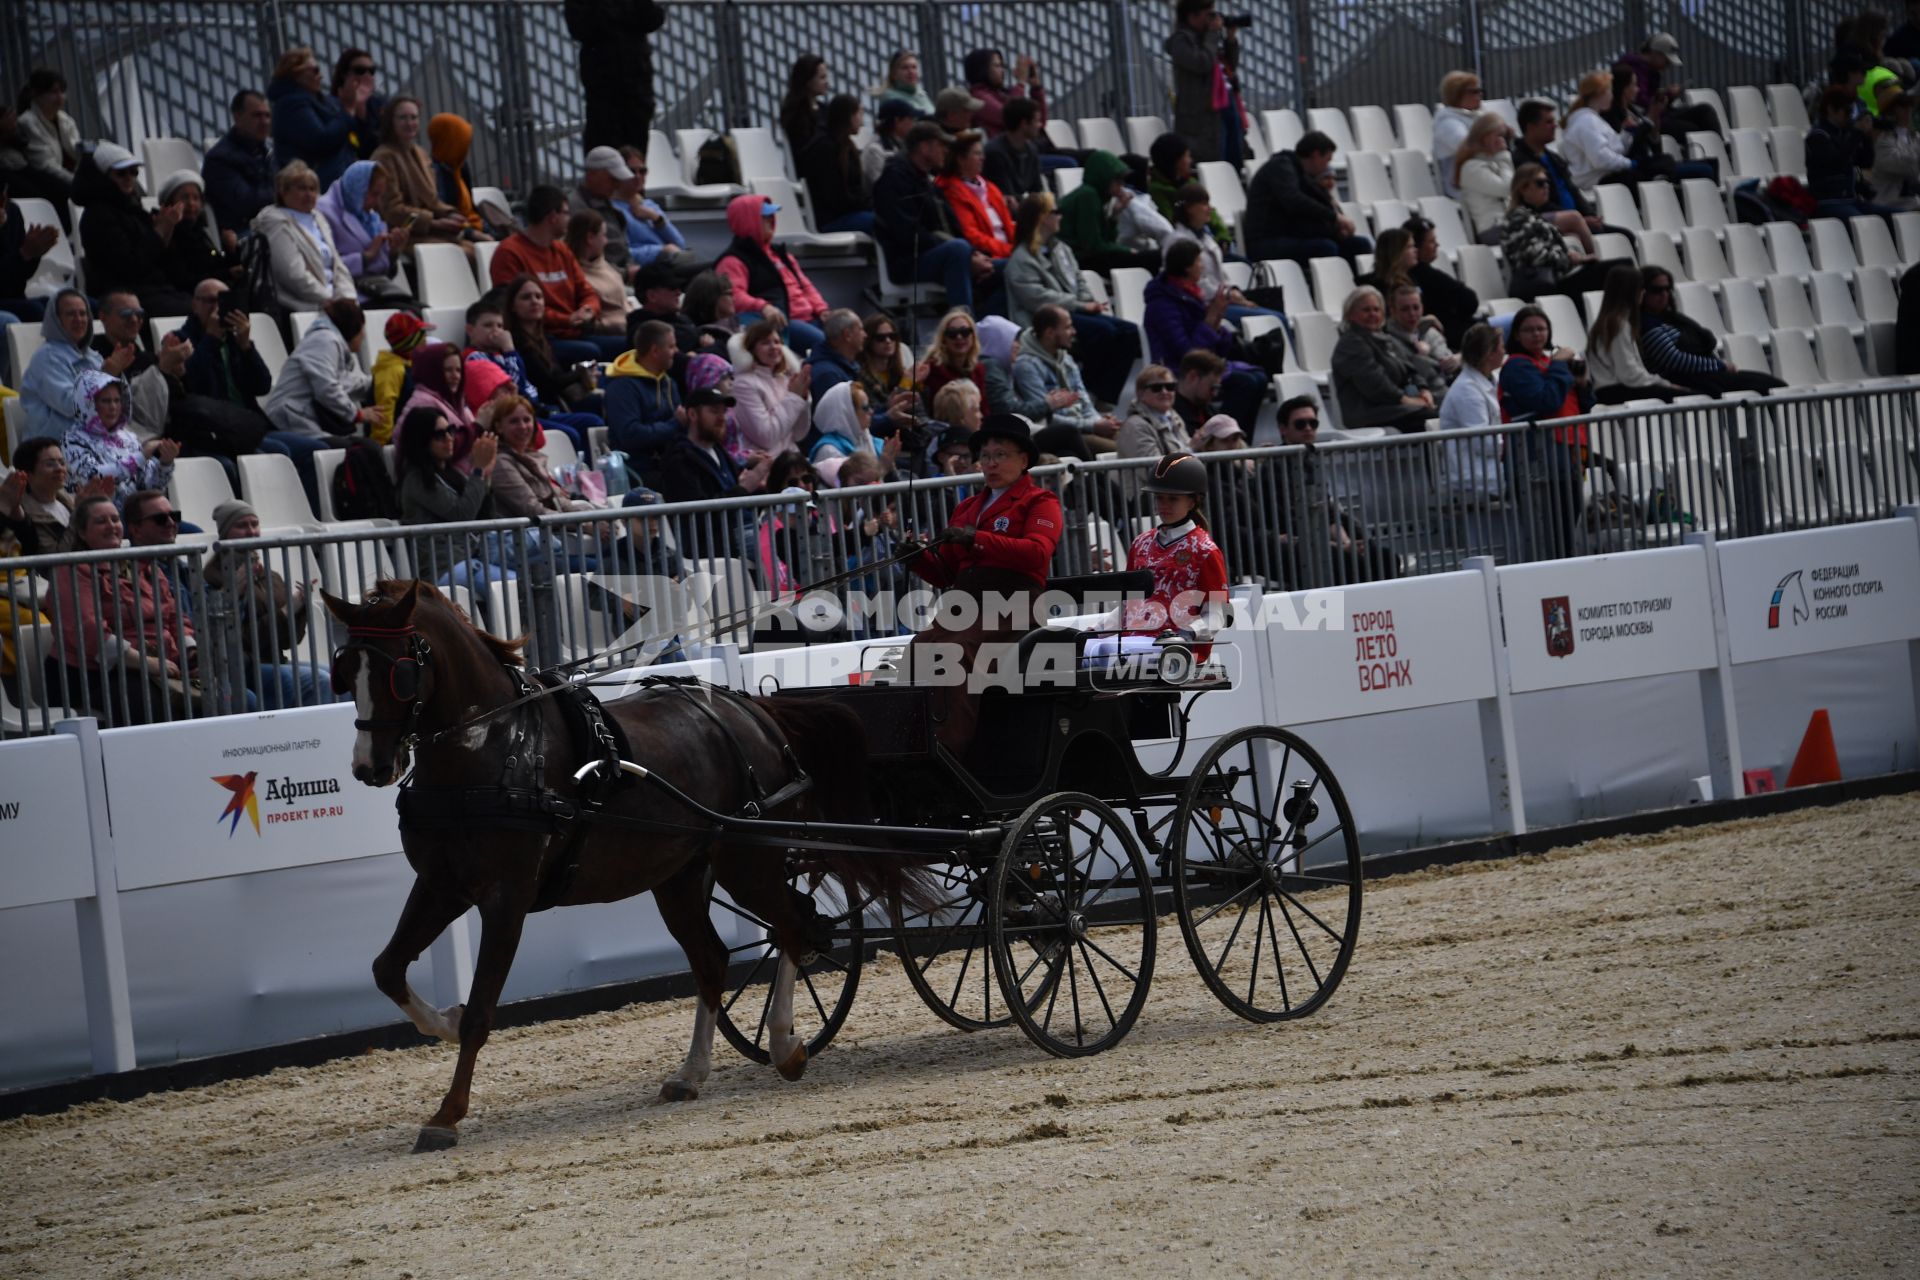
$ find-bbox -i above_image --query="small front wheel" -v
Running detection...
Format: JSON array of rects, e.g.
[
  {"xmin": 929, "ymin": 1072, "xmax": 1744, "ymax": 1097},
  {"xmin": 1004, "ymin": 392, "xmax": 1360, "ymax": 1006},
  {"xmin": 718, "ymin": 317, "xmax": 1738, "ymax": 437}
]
[{"xmin": 988, "ymin": 792, "xmax": 1156, "ymax": 1057}]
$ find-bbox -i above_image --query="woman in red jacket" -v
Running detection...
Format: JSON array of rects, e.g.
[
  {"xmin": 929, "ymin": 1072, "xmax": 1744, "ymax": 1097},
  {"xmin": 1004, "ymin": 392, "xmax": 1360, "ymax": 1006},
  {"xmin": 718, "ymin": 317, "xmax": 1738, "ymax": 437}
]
[
  {"xmin": 936, "ymin": 131, "xmax": 1016, "ymax": 260},
  {"xmin": 904, "ymin": 413, "xmax": 1062, "ymax": 754}
]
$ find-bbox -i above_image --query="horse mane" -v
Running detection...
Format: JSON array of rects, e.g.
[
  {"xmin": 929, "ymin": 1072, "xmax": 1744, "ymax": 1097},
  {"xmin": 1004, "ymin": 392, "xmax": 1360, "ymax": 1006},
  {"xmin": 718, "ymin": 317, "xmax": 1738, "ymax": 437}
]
[{"xmin": 373, "ymin": 578, "xmax": 527, "ymax": 668}]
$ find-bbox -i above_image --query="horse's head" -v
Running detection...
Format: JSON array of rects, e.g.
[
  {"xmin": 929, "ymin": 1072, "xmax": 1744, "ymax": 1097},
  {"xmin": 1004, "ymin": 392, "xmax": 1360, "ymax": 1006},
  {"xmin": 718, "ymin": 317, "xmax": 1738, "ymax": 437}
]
[{"xmin": 325, "ymin": 580, "xmax": 433, "ymax": 786}]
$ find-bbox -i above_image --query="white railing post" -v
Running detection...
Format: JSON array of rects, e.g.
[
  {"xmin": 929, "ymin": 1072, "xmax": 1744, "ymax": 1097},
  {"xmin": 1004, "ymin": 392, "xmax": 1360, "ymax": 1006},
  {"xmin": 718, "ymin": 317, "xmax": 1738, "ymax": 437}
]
[
  {"xmin": 1467, "ymin": 556, "xmax": 1526, "ymax": 835},
  {"xmin": 58, "ymin": 716, "xmax": 136, "ymax": 1074},
  {"xmin": 1685, "ymin": 530, "xmax": 1746, "ymax": 802}
]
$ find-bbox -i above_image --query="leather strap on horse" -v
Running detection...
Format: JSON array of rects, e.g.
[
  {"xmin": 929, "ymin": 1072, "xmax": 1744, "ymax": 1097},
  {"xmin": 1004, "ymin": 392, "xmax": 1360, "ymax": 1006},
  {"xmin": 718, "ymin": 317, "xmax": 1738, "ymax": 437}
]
[
  {"xmin": 644, "ymin": 675, "xmax": 811, "ymax": 818},
  {"xmin": 527, "ymin": 675, "xmax": 631, "ymax": 912}
]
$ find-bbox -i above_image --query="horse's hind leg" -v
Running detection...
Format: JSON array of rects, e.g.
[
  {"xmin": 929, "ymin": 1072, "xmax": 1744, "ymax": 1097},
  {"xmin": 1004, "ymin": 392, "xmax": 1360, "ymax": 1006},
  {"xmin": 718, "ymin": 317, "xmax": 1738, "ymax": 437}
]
[
  {"xmin": 652, "ymin": 859, "xmax": 726, "ymax": 1102},
  {"xmin": 374, "ymin": 876, "xmax": 471, "ymax": 1045},
  {"xmin": 708, "ymin": 850, "xmax": 811, "ymax": 1083},
  {"xmin": 415, "ymin": 894, "xmax": 531, "ymax": 1153}
]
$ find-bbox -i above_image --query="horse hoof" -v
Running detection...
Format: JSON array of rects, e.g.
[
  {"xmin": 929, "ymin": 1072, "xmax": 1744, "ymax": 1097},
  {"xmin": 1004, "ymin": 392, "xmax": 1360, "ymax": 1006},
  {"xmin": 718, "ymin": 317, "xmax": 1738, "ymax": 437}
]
[
  {"xmin": 657, "ymin": 1080, "xmax": 700, "ymax": 1103},
  {"xmin": 412, "ymin": 1125, "xmax": 459, "ymax": 1153},
  {"xmin": 775, "ymin": 1044, "xmax": 808, "ymax": 1082}
]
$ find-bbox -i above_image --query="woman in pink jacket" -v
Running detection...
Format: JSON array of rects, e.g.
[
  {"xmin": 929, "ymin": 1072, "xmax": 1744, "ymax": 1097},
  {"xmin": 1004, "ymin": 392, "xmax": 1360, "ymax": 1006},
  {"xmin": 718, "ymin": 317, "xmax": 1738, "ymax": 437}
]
[
  {"xmin": 729, "ymin": 319, "xmax": 812, "ymax": 457},
  {"xmin": 714, "ymin": 193, "xmax": 827, "ymax": 358}
]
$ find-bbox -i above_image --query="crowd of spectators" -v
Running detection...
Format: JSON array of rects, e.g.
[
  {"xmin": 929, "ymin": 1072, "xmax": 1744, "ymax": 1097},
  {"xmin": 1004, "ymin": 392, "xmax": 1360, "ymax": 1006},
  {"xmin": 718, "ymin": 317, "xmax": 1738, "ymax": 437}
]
[{"xmin": 3, "ymin": 6, "xmax": 1919, "ymax": 716}]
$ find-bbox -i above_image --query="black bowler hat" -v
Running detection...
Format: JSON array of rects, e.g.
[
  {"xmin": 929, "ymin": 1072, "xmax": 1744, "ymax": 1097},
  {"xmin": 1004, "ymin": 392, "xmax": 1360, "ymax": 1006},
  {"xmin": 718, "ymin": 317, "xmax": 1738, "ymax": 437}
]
[{"xmin": 969, "ymin": 413, "xmax": 1036, "ymax": 462}]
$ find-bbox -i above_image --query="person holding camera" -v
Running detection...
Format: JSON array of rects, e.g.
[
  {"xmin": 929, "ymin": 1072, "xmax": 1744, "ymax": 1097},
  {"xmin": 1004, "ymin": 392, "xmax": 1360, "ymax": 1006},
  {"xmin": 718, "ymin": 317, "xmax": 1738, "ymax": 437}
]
[
  {"xmin": 1166, "ymin": 0, "xmax": 1246, "ymax": 165},
  {"xmin": 1159, "ymin": 0, "xmax": 1236, "ymax": 165}
]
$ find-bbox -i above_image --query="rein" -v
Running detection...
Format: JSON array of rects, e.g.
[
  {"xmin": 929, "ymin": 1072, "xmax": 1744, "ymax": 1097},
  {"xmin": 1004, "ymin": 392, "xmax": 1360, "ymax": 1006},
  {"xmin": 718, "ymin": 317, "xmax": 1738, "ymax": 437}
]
[{"xmin": 416, "ymin": 539, "xmax": 933, "ymax": 746}]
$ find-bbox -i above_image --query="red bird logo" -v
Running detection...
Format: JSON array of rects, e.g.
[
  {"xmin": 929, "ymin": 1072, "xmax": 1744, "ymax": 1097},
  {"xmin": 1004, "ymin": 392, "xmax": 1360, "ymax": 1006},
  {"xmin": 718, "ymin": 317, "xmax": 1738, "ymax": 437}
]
[{"xmin": 212, "ymin": 772, "xmax": 261, "ymax": 836}]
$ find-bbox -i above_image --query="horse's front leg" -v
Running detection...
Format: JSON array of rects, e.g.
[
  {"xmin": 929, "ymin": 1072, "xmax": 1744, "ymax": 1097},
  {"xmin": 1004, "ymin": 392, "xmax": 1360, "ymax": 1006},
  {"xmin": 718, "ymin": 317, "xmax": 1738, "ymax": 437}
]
[
  {"xmin": 652, "ymin": 860, "xmax": 725, "ymax": 1102},
  {"xmin": 373, "ymin": 876, "xmax": 471, "ymax": 1044},
  {"xmin": 414, "ymin": 894, "xmax": 530, "ymax": 1153}
]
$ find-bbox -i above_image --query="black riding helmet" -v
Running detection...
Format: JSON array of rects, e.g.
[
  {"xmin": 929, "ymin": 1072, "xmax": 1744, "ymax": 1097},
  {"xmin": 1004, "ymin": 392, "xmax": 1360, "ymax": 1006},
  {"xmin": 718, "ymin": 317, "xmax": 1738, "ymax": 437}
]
[
  {"xmin": 968, "ymin": 412, "xmax": 1037, "ymax": 463},
  {"xmin": 1140, "ymin": 452, "xmax": 1208, "ymax": 496}
]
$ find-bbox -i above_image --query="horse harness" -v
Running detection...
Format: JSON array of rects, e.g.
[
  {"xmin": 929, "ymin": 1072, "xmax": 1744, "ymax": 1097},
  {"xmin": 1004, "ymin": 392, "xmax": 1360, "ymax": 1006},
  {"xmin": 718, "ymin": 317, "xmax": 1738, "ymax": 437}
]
[{"xmin": 344, "ymin": 616, "xmax": 814, "ymax": 913}]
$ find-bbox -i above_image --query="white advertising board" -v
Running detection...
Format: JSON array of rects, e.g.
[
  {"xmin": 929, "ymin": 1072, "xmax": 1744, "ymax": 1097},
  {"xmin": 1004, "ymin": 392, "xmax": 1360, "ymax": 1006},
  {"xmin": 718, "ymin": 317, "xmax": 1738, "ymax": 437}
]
[
  {"xmin": 1716, "ymin": 518, "xmax": 1920, "ymax": 665},
  {"xmin": 0, "ymin": 733, "xmax": 97, "ymax": 909},
  {"xmin": 1500, "ymin": 546, "xmax": 1719, "ymax": 694},
  {"xmin": 102, "ymin": 703, "xmax": 403, "ymax": 891},
  {"xmin": 1263, "ymin": 573, "xmax": 1497, "ymax": 725}
]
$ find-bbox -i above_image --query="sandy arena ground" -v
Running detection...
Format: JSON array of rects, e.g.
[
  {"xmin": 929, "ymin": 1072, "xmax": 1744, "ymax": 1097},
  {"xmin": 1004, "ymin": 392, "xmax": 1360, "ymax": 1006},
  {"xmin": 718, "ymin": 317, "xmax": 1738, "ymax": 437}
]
[{"xmin": 3, "ymin": 793, "xmax": 1917, "ymax": 1278}]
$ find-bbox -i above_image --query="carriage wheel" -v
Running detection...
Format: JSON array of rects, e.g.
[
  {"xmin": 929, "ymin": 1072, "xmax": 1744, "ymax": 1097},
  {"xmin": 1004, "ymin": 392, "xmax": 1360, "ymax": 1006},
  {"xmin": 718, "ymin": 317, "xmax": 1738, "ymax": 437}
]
[
  {"xmin": 988, "ymin": 792, "xmax": 1157, "ymax": 1058},
  {"xmin": 888, "ymin": 862, "xmax": 1020, "ymax": 1032},
  {"xmin": 1169, "ymin": 726, "xmax": 1361, "ymax": 1023},
  {"xmin": 708, "ymin": 866, "xmax": 866, "ymax": 1065}
]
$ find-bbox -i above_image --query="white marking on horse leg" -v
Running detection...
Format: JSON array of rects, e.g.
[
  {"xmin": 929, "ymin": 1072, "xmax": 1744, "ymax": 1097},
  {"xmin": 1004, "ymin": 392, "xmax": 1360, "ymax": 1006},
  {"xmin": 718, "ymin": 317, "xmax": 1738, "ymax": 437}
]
[
  {"xmin": 350, "ymin": 664, "xmax": 374, "ymax": 775},
  {"xmin": 770, "ymin": 953, "xmax": 806, "ymax": 1080},
  {"xmin": 400, "ymin": 987, "xmax": 463, "ymax": 1043},
  {"xmin": 660, "ymin": 1001, "xmax": 717, "ymax": 1100}
]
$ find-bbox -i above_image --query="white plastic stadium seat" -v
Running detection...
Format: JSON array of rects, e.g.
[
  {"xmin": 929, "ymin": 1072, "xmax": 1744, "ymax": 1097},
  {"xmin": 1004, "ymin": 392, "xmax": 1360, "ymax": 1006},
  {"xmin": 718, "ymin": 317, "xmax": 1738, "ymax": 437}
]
[
  {"xmin": 1293, "ymin": 311, "xmax": 1338, "ymax": 374},
  {"xmin": 1814, "ymin": 324, "xmax": 1867, "ymax": 384},
  {"xmin": 1454, "ymin": 244, "xmax": 1505, "ymax": 304},
  {"xmin": 1849, "ymin": 215, "xmax": 1900, "ymax": 270},
  {"xmin": 1075, "ymin": 117, "xmax": 1126, "ymax": 157},
  {"xmin": 1766, "ymin": 84, "xmax": 1810, "ymax": 132},
  {"xmin": 237, "ymin": 452, "xmax": 316, "ymax": 526},
  {"xmin": 1052, "ymin": 166, "xmax": 1082, "ymax": 198},
  {"xmin": 1594, "ymin": 184, "xmax": 1644, "ymax": 236},
  {"xmin": 168, "ymin": 456, "xmax": 236, "ymax": 532},
  {"xmin": 644, "ymin": 130, "xmax": 740, "ymax": 204},
  {"xmin": 1808, "ymin": 271, "xmax": 1864, "ymax": 334},
  {"xmin": 1855, "ymin": 266, "xmax": 1900, "ymax": 324},
  {"xmin": 247, "ymin": 313, "xmax": 290, "ymax": 381},
  {"xmin": 1893, "ymin": 211, "xmax": 1920, "ymax": 264},
  {"xmin": 311, "ymin": 448, "xmax": 346, "ymax": 521},
  {"xmin": 1043, "ymin": 120, "xmax": 1078, "ymax": 151},
  {"xmin": 1719, "ymin": 277, "xmax": 1773, "ymax": 338},
  {"xmin": 358, "ymin": 308, "xmax": 400, "ymax": 372},
  {"xmin": 142, "ymin": 136, "xmax": 202, "ymax": 178},
  {"xmin": 1764, "ymin": 274, "xmax": 1816, "ymax": 329},
  {"xmin": 1680, "ymin": 228, "xmax": 1732, "ymax": 284},
  {"xmin": 1727, "ymin": 85, "xmax": 1771, "ymax": 133},
  {"xmin": 1261, "ymin": 109, "xmax": 1304, "ymax": 153},
  {"xmin": 1536, "ymin": 294, "xmax": 1586, "ymax": 354},
  {"xmin": 1108, "ymin": 267, "xmax": 1151, "ymax": 327},
  {"xmin": 1638, "ymin": 182, "xmax": 1687, "ymax": 237},
  {"xmin": 1807, "ymin": 218, "xmax": 1858, "ymax": 273},
  {"xmin": 1684, "ymin": 88, "xmax": 1731, "ymax": 139},
  {"xmin": 1768, "ymin": 126, "xmax": 1807, "ymax": 177},
  {"xmin": 470, "ymin": 185, "xmax": 513, "ymax": 227},
  {"xmin": 749, "ymin": 175, "xmax": 863, "ymax": 251},
  {"xmin": 1724, "ymin": 223, "xmax": 1773, "ymax": 279},
  {"xmin": 1727, "ymin": 128, "xmax": 1775, "ymax": 180},
  {"xmin": 290, "ymin": 310, "xmax": 322, "ymax": 344},
  {"xmin": 472, "ymin": 239, "xmax": 498, "ymax": 289},
  {"xmin": 1306, "ymin": 108, "xmax": 1357, "ymax": 169},
  {"xmin": 1350, "ymin": 105, "xmax": 1397, "ymax": 154},
  {"xmin": 1195, "ymin": 161, "xmax": 1247, "ymax": 227},
  {"xmin": 1639, "ymin": 230, "xmax": 1688, "ymax": 282},
  {"xmin": 7, "ymin": 320, "xmax": 45, "ymax": 381},
  {"xmin": 1674, "ymin": 283, "xmax": 1728, "ymax": 344},
  {"xmin": 1258, "ymin": 258, "xmax": 1316, "ymax": 316},
  {"xmin": 1768, "ymin": 327, "xmax": 1822, "ymax": 386},
  {"xmin": 731, "ymin": 127, "xmax": 789, "ymax": 183},
  {"xmin": 1309, "ymin": 257, "xmax": 1355, "ymax": 314},
  {"xmin": 1125, "ymin": 115, "xmax": 1170, "ymax": 157},
  {"xmin": 1346, "ymin": 150, "xmax": 1395, "ymax": 208},
  {"xmin": 1763, "ymin": 223, "xmax": 1815, "ymax": 278},
  {"xmin": 1680, "ymin": 178, "xmax": 1729, "ymax": 233},
  {"xmin": 1392, "ymin": 103, "xmax": 1432, "ymax": 154},
  {"xmin": 414, "ymin": 242, "xmax": 480, "ymax": 308}
]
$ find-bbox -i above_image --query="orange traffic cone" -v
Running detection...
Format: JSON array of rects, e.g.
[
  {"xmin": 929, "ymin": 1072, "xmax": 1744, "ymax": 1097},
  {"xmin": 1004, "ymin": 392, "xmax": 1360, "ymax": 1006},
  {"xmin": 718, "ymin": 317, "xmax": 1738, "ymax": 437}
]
[{"xmin": 1784, "ymin": 709, "xmax": 1842, "ymax": 788}]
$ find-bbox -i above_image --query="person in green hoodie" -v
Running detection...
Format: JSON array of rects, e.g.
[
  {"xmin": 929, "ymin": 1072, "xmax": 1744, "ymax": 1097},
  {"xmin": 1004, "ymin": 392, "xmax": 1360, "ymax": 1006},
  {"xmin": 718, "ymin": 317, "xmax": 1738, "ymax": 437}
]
[{"xmin": 1056, "ymin": 149, "xmax": 1162, "ymax": 275}]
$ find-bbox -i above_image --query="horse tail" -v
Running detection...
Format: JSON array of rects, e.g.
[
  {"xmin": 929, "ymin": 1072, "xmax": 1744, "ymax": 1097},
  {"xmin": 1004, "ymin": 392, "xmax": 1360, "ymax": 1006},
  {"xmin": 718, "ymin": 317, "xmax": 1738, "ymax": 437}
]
[{"xmin": 756, "ymin": 696, "xmax": 943, "ymax": 914}]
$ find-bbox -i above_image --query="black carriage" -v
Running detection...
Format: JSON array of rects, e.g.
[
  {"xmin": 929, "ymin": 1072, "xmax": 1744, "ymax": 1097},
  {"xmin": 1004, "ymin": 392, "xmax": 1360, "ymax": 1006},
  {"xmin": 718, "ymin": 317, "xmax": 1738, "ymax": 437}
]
[{"xmin": 700, "ymin": 573, "xmax": 1364, "ymax": 1062}]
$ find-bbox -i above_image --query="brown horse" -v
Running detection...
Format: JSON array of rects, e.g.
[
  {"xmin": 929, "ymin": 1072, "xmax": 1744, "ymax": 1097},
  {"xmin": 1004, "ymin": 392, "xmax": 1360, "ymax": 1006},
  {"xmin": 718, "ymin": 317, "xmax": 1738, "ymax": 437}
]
[{"xmin": 324, "ymin": 581, "xmax": 923, "ymax": 1152}]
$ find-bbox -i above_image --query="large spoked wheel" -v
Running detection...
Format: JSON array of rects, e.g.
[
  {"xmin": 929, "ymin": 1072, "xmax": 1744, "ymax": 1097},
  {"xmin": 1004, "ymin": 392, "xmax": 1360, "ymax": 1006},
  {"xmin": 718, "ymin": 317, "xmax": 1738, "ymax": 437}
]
[
  {"xmin": 888, "ymin": 860, "xmax": 1020, "ymax": 1031},
  {"xmin": 988, "ymin": 792, "xmax": 1157, "ymax": 1057},
  {"xmin": 709, "ymin": 865, "xmax": 866, "ymax": 1064},
  {"xmin": 1169, "ymin": 726, "xmax": 1361, "ymax": 1023}
]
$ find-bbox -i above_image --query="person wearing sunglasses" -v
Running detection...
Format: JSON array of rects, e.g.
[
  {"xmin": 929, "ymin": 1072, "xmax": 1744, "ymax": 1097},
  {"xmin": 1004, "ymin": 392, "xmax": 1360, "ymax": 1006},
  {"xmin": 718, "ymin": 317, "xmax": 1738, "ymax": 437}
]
[
  {"xmin": 1499, "ymin": 163, "xmax": 1629, "ymax": 302},
  {"xmin": 1431, "ymin": 71, "xmax": 1486, "ymax": 199},
  {"xmin": 329, "ymin": 48, "xmax": 386, "ymax": 161},
  {"xmin": 1116, "ymin": 365, "xmax": 1192, "ymax": 459},
  {"xmin": 900, "ymin": 412, "xmax": 1062, "ymax": 753}
]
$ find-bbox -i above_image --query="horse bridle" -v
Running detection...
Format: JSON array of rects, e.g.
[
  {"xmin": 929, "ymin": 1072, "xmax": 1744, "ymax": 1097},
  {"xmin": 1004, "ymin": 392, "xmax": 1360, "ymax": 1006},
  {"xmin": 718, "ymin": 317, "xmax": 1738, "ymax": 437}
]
[{"xmin": 333, "ymin": 622, "xmax": 434, "ymax": 740}]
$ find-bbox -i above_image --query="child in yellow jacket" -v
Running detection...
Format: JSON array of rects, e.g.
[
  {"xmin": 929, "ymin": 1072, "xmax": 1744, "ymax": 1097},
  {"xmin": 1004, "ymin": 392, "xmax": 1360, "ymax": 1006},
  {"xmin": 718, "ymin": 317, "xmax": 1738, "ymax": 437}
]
[{"xmin": 368, "ymin": 311, "xmax": 431, "ymax": 444}]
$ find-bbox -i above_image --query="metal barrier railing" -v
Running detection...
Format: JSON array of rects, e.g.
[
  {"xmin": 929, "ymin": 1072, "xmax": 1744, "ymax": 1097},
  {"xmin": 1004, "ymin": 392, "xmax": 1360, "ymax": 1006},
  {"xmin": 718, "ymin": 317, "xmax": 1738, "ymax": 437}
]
[
  {"xmin": 1, "ymin": 0, "xmax": 1824, "ymax": 195},
  {"xmin": 4, "ymin": 381, "xmax": 1915, "ymax": 734}
]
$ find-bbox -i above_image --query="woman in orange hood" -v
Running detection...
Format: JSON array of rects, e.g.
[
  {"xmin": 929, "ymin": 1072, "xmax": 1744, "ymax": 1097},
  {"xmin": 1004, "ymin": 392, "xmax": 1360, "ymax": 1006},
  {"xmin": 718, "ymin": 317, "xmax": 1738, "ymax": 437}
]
[{"xmin": 427, "ymin": 113, "xmax": 495, "ymax": 236}]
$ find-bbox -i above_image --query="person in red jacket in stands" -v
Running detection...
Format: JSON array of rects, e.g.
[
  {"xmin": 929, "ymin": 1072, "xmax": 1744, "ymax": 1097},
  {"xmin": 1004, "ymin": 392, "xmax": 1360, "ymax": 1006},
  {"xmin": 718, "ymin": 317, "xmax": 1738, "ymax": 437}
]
[
  {"xmin": 903, "ymin": 413, "xmax": 1062, "ymax": 754},
  {"xmin": 935, "ymin": 131, "xmax": 1017, "ymax": 261}
]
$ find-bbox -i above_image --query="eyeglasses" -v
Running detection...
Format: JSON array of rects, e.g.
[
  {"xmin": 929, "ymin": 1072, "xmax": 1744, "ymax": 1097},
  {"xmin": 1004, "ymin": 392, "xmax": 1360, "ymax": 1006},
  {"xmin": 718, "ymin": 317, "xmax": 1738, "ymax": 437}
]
[
  {"xmin": 140, "ymin": 510, "xmax": 181, "ymax": 525},
  {"xmin": 978, "ymin": 449, "xmax": 1022, "ymax": 463},
  {"xmin": 114, "ymin": 307, "xmax": 146, "ymax": 321},
  {"xmin": 1528, "ymin": 177, "xmax": 1548, "ymax": 188},
  {"xmin": 350, "ymin": 63, "xmax": 376, "ymax": 75},
  {"xmin": 1144, "ymin": 381, "xmax": 1176, "ymax": 392},
  {"xmin": 945, "ymin": 327, "xmax": 973, "ymax": 339},
  {"xmin": 428, "ymin": 427, "xmax": 454, "ymax": 439},
  {"xmin": 1288, "ymin": 418, "xmax": 1320, "ymax": 430},
  {"xmin": 870, "ymin": 331, "xmax": 897, "ymax": 343}
]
